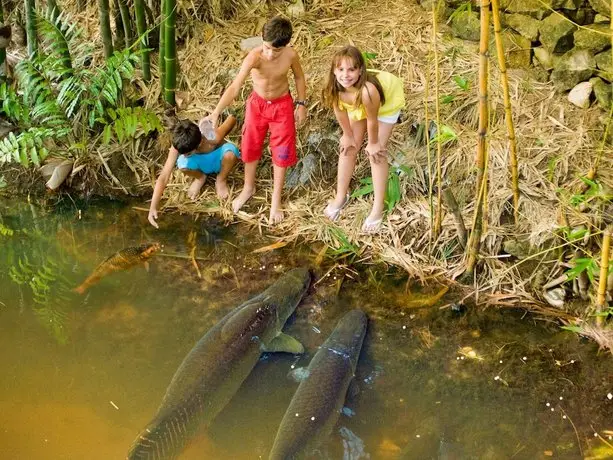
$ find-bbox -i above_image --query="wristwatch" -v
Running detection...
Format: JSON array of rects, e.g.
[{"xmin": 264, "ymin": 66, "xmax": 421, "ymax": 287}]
[{"xmin": 294, "ymin": 100, "xmax": 307, "ymax": 107}]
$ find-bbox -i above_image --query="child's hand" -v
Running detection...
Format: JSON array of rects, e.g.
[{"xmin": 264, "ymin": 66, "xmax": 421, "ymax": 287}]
[
  {"xmin": 148, "ymin": 208, "xmax": 159, "ymax": 228},
  {"xmin": 340, "ymin": 134, "xmax": 357, "ymax": 155},
  {"xmin": 294, "ymin": 105, "xmax": 307, "ymax": 126},
  {"xmin": 365, "ymin": 143, "xmax": 386, "ymax": 163},
  {"xmin": 203, "ymin": 112, "xmax": 219, "ymax": 130}
]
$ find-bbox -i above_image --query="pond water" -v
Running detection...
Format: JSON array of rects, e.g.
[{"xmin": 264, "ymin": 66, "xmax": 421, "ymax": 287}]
[{"xmin": 0, "ymin": 198, "xmax": 611, "ymax": 460}]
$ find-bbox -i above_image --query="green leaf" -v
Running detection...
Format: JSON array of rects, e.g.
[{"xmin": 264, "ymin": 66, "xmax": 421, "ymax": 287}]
[
  {"xmin": 441, "ymin": 95, "xmax": 455, "ymax": 104},
  {"xmin": 453, "ymin": 75, "xmax": 469, "ymax": 91}
]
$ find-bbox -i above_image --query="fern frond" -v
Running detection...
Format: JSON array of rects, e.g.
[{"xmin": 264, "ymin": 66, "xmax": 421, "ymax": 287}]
[
  {"xmin": 37, "ymin": 9, "xmax": 81, "ymax": 73},
  {"xmin": 0, "ymin": 82, "xmax": 30, "ymax": 125},
  {"xmin": 0, "ymin": 127, "xmax": 70, "ymax": 168},
  {"xmin": 102, "ymin": 106, "xmax": 162, "ymax": 144}
]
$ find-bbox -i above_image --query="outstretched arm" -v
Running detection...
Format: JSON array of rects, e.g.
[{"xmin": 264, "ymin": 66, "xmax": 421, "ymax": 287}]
[
  {"xmin": 148, "ymin": 147, "xmax": 179, "ymax": 228},
  {"xmin": 207, "ymin": 51, "xmax": 258, "ymax": 127},
  {"xmin": 291, "ymin": 51, "xmax": 307, "ymax": 125}
]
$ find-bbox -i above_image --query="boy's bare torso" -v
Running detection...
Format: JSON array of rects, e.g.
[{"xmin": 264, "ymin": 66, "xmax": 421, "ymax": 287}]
[{"xmin": 250, "ymin": 47, "xmax": 296, "ymax": 100}]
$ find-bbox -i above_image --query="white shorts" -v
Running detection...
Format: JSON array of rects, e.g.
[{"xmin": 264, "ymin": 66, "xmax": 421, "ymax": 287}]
[{"xmin": 378, "ymin": 111, "xmax": 401, "ymax": 124}]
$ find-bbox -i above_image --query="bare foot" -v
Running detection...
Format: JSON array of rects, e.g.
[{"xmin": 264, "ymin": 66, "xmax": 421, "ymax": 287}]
[
  {"xmin": 215, "ymin": 178, "xmax": 229, "ymax": 199},
  {"xmin": 187, "ymin": 176, "xmax": 206, "ymax": 200},
  {"xmin": 269, "ymin": 208, "xmax": 284, "ymax": 225},
  {"xmin": 232, "ymin": 187, "xmax": 255, "ymax": 212}
]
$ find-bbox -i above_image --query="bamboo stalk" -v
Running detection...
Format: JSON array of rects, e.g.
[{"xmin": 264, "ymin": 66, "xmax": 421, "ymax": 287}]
[
  {"xmin": 98, "ymin": 0, "xmax": 114, "ymax": 58},
  {"xmin": 24, "ymin": 0, "xmax": 37, "ymax": 56},
  {"xmin": 159, "ymin": 0, "xmax": 166, "ymax": 88},
  {"xmin": 491, "ymin": 0, "xmax": 520, "ymax": 226},
  {"xmin": 163, "ymin": 0, "xmax": 176, "ymax": 105},
  {"xmin": 135, "ymin": 0, "xmax": 151, "ymax": 82},
  {"xmin": 595, "ymin": 226, "xmax": 611, "ymax": 326},
  {"xmin": 424, "ymin": 26, "xmax": 434, "ymax": 246},
  {"xmin": 432, "ymin": 0, "xmax": 443, "ymax": 237},
  {"xmin": 464, "ymin": 0, "xmax": 491, "ymax": 279},
  {"xmin": 0, "ymin": 0, "xmax": 5, "ymax": 71},
  {"xmin": 118, "ymin": 0, "xmax": 133, "ymax": 47}
]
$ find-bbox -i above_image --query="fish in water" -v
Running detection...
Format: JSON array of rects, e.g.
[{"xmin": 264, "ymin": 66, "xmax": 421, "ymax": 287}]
[
  {"xmin": 74, "ymin": 242, "xmax": 161, "ymax": 294},
  {"xmin": 269, "ymin": 309, "xmax": 368, "ymax": 460},
  {"xmin": 127, "ymin": 267, "xmax": 311, "ymax": 460}
]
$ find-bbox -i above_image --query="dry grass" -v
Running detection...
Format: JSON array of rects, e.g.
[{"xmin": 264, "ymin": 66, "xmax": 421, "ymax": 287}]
[{"xmin": 63, "ymin": 0, "xmax": 612, "ymax": 340}]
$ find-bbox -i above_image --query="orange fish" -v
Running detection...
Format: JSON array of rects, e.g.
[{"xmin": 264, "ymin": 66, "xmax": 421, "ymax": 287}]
[{"xmin": 74, "ymin": 242, "xmax": 161, "ymax": 294}]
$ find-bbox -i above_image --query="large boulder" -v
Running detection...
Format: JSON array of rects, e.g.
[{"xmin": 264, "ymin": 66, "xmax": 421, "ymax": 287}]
[
  {"xmin": 550, "ymin": 49, "xmax": 595, "ymax": 91},
  {"xmin": 574, "ymin": 23, "xmax": 612, "ymax": 53},
  {"xmin": 450, "ymin": 11, "xmax": 481, "ymax": 41},
  {"xmin": 500, "ymin": 0, "xmax": 553, "ymax": 19},
  {"xmin": 587, "ymin": 0, "xmax": 610, "ymax": 18},
  {"xmin": 490, "ymin": 30, "xmax": 533, "ymax": 68},
  {"xmin": 590, "ymin": 77, "xmax": 612, "ymax": 108},
  {"xmin": 506, "ymin": 13, "xmax": 540, "ymax": 40},
  {"xmin": 539, "ymin": 13, "xmax": 577, "ymax": 53}
]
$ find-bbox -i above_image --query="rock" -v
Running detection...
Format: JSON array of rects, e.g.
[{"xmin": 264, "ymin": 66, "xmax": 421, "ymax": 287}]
[
  {"xmin": 594, "ymin": 13, "xmax": 609, "ymax": 22},
  {"xmin": 567, "ymin": 81, "xmax": 593, "ymax": 108},
  {"xmin": 591, "ymin": 76, "xmax": 612, "ymax": 108},
  {"xmin": 287, "ymin": 0, "xmax": 305, "ymax": 17},
  {"xmin": 566, "ymin": 8, "xmax": 597, "ymax": 25},
  {"xmin": 539, "ymin": 13, "xmax": 577, "ymax": 53},
  {"xmin": 550, "ymin": 49, "xmax": 595, "ymax": 91},
  {"xmin": 501, "ymin": 0, "xmax": 553, "ymax": 19},
  {"xmin": 574, "ymin": 24, "xmax": 611, "ymax": 53},
  {"xmin": 595, "ymin": 49, "xmax": 612, "ymax": 79},
  {"xmin": 553, "ymin": 0, "xmax": 581, "ymax": 9},
  {"xmin": 543, "ymin": 287, "xmax": 566, "ymax": 308},
  {"xmin": 503, "ymin": 238, "xmax": 536, "ymax": 258},
  {"xmin": 490, "ymin": 30, "xmax": 532, "ymax": 68},
  {"xmin": 533, "ymin": 46, "xmax": 557, "ymax": 69},
  {"xmin": 506, "ymin": 13, "xmax": 540, "ymax": 40},
  {"xmin": 587, "ymin": 0, "xmax": 610, "ymax": 18},
  {"xmin": 240, "ymin": 36, "xmax": 263, "ymax": 52},
  {"xmin": 450, "ymin": 10, "xmax": 481, "ymax": 41}
]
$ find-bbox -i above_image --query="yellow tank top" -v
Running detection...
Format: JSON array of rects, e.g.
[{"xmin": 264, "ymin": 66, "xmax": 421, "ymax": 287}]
[{"xmin": 337, "ymin": 70, "xmax": 405, "ymax": 121}]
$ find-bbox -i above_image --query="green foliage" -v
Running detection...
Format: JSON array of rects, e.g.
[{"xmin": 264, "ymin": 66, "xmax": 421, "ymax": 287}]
[
  {"xmin": 452, "ymin": 75, "xmax": 470, "ymax": 91},
  {"xmin": 0, "ymin": 127, "xmax": 69, "ymax": 167},
  {"xmin": 351, "ymin": 165, "xmax": 413, "ymax": 213},
  {"xmin": 565, "ymin": 257, "xmax": 598, "ymax": 283},
  {"xmin": 568, "ymin": 176, "xmax": 612, "ymax": 207},
  {"xmin": 0, "ymin": 82, "xmax": 30, "ymax": 125},
  {"xmin": 328, "ymin": 227, "xmax": 360, "ymax": 259},
  {"xmin": 431, "ymin": 123, "xmax": 458, "ymax": 145},
  {"xmin": 102, "ymin": 106, "xmax": 163, "ymax": 144},
  {"xmin": 447, "ymin": 2, "xmax": 472, "ymax": 24},
  {"xmin": 362, "ymin": 51, "xmax": 377, "ymax": 67}
]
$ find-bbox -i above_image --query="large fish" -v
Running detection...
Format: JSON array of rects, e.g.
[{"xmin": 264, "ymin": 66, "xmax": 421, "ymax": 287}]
[
  {"xmin": 269, "ymin": 309, "xmax": 368, "ymax": 460},
  {"xmin": 127, "ymin": 267, "xmax": 311, "ymax": 460},
  {"xmin": 74, "ymin": 242, "xmax": 161, "ymax": 294}
]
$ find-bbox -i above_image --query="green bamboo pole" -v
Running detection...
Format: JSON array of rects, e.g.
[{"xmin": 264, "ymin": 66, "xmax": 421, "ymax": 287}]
[
  {"xmin": 98, "ymin": 0, "xmax": 113, "ymax": 58},
  {"xmin": 425, "ymin": 11, "xmax": 433, "ymax": 246},
  {"xmin": 464, "ymin": 0, "xmax": 491, "ymax": 279},
  {"xmin": 163, "ymin": 0, "xmax": 176, "ymax": 105},
  {"xmin": 595, "ymin": 226, "xmax": 611, "ymax": 327},
  {"xmin": 159, "ymin": 0, "xmax": 166, "ymax": 87},
  {"xmin": 118, "ymin": 0, "xmax": 133, "ymax": 47},
  {"xmin": 134, "ymin": 0, "xmax": 150, "ymax": 82},
  {"xmin": 491, "ymin": 0, "xmax": 520, "ymax": 226},
  {"xmin": 24, "ymin": 0, "xmax": 37, "ymax": 56}
]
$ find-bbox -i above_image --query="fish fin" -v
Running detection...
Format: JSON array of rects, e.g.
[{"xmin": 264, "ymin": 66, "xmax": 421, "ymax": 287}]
[
  {"xmin": 262, "ymin": 333, "xmax": 304, "ymax": 354},
  {"xmin": 144, "ymin": 261, "xmax": 150, "ymax": 272},
  {"xmin": 220, "ymin": 297, "xmax": 266, "ymax": 343}
]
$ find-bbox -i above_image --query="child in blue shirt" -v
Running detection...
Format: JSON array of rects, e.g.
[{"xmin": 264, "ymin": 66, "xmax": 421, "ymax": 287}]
[{"xmin": 147, "ymin": 115, "xmax": 240, "ymax": 228}]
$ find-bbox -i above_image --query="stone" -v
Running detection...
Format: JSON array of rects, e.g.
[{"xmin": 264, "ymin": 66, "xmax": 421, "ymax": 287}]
[
  {"xmin": 595, "ymin": 14, "xmax": 609, "ymax": 22},
  {"xmin": 567, "ymin": 81, "xmax": 593, "ymax": 107},
  {"xmin": 553, "ymin": 0, "xmax": 581, "ymax": 9},
  {"xmin": 240, "ymin": 36, "xmax": 263, "ymax": 52},
  {"xmin": 450, "ymin": 10, "xmax": 481, "ymax": 41},
  {"xmin": 566, "ymin": 8, "xmax": 597, "ymax": 25},
  {"xmin": 591, "ymin": 77, "xmax": 612, "ymax": 108},
  {"xmin": 500, "ymin": 0, "xmax": 553, "ymax": 19},
  {"xmin": 574, "ymin": 24, "xmax": 611, "ymax": 53},
  {"xmin": 550, "ymin": 49, "xmax": 595, "ymax": 91},
  {"xmin": 539, "ymin": 13, "xmax": 577, "ymax": 53},
  {"xmin": 287, "ymin": 0, "xmax": 305, "ymax": 17},
  {"xmin": 506, "ymin": 13, "xmax": 540, "ymax": 40},
  {"xmin": 533, "ymin": 46, "xmax": 556, "ymax": 69},
  {"xmin": 490, "ymin": 30, "xmax": 533, "ymax": 68},
  {"xmin": 587, "ymin": 0, "xmax": 610, "ymax": 18}
]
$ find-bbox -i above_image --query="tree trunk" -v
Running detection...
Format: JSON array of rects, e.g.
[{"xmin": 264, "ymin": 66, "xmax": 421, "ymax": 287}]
[
  {"xmin": 159, "ymin": 0, "xmax": 166, "ymax": 88},
  {"xmin": 134, "ymin": 0, "xmax": 150, "ymax": 81},
  {"xmin": 118, "ymin": 0, "xmax": 133, "ymax": 47},
  {"xmin": 163, "ymin": 0, "xmax": 176, "ymax": 105},
  {"xmin": 0, "ymin": 0, "xmax": 5, "ymax": 72}
]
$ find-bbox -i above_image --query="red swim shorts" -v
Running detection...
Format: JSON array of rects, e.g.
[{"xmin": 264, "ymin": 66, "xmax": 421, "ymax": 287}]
[{"xmin": 240, "ymin": 92, "xmax": 297, "ymax": 168}]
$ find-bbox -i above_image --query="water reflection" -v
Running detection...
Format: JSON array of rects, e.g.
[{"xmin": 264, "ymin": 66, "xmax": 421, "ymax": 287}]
[{"xmin": 0, "ymin": 198, "xmax": 611, "ymax": 459}]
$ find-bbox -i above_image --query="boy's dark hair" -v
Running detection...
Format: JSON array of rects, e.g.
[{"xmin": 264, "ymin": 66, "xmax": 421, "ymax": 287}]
[
  {"xmin": 262, "ymin": 16, "xmax": 292, "ymax": 48},
  {"xmin": 172, "ymin": 120, "xmax": 201, "ymax": 154}
]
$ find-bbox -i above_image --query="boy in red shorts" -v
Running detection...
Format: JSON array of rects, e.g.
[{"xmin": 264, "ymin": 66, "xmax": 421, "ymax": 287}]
[{"xmin": 205, "ymin": 16, "xmax": 307, "ymax": 224}]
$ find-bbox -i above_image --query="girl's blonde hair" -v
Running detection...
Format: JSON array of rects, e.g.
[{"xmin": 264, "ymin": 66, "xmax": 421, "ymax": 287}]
[{"xmin": 322, "ymin": 46, "xmax": 385, "ymax": 110}]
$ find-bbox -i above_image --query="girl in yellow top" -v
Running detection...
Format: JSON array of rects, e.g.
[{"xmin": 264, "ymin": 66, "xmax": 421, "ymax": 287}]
[{"xmin": 322, "ymin": 46, "xmax": 405, "ymax": 233}]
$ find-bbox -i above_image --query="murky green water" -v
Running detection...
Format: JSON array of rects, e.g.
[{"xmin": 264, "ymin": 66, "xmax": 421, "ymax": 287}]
[{"xmin": 0, "ymin": 198, "xmax": 611, "ymax": 460}]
